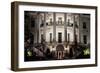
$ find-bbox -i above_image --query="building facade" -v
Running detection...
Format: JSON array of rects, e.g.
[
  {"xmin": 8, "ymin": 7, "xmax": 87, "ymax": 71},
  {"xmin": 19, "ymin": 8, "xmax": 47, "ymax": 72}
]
[{"xmin": 25, "ymin": 11, "xmax": 90, "ymax": 59}]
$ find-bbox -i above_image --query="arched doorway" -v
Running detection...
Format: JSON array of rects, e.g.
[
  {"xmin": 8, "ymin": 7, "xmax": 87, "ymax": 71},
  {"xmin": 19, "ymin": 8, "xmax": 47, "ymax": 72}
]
[{"xmin": 56, "ymin": 44, "xmax": 65, "ymax": 59}]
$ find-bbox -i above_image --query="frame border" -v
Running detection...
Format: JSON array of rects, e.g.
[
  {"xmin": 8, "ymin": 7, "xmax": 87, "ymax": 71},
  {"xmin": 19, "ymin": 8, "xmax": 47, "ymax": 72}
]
[{"xmin": 11, "ymin": 1, "xmax": 98, "ymax": 71}]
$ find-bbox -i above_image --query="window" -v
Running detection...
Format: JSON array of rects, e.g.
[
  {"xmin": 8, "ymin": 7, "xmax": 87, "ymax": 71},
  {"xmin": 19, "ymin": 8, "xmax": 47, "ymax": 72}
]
[
  {"xmin": 68, "ymin": 19, "xmax": 70, "ymax": 26},
  {"xmin": 50, "ymin": 18, "xmax": 53, "ymax": 25},
  {"xmin": 75, "ymin": 34, "xmax": 78, "ymax": 42},
  {"xmin": 71, "ymin": 23, "xmax": 73, "ymax": 26},
  {"xmin": 83, "ymin": 35, "xmax": 87, "ymax": 44},
  {"xmin": 75, "ymin": 21, "xmax": 78, "ymax": 28},
  {"xmin": 58, "ymin": 17, "xmax": 62, "ymax": 25},
  {"xmin": 58, "ymin": 33, "xmax": 62, "ymax": 43},
  {"xmin": 41, "ymin": 34, "xmax": 44, "ymax": 42},
  {"xmin": 50, "ymin": 33, "xmax": 52, "ymax": 43},
  {"xmin": 46, "ymin": 22, "xmax": 48, "ymax": 25},
  {"xmin": 40, "ymin": 20, "xmax": 44, "ymax": 27},
  {"xmin": 67, "ymin": 33, "xmax": 70, "ymax": 42},
  {"xmin": 83, "ymin": 22, "xmax": 87, "ymax": 29}
]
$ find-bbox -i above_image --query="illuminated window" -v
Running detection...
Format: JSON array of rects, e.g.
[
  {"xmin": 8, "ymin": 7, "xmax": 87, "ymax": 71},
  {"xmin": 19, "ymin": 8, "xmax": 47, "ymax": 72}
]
[{"xmin": 58, "ymin": 17, "xmax": 62, "ymax": 25}]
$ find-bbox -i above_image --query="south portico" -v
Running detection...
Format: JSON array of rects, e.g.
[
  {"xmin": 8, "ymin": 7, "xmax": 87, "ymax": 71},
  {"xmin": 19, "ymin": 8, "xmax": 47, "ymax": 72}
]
[{"xmin": 25, "ymin": 11, "xmax": 90, "ymax": 60}]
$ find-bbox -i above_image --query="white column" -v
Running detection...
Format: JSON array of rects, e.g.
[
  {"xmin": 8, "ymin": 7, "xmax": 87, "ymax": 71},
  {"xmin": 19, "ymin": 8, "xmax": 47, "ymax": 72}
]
[
  {"xmin": 64, "ymin": 13, "xmax": 67, "ymax": 42},
  {"xmin": 53, "ymin": 13, "xmax": 56, "ymax": 43},
  {"xmin": 37, "ymin": 13, "xmax": 42, "ymax": 43}
]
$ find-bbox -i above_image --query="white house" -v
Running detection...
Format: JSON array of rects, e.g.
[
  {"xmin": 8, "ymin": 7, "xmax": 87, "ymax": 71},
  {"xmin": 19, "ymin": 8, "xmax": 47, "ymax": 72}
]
[{"xmin": 25, "ymin": 12, "xmax": 90, "ymax": 59}]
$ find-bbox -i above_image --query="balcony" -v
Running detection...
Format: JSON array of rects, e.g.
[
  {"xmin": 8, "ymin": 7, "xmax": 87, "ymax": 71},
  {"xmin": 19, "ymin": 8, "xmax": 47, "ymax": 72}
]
[{"xmin": 40, "ymin": 22, "xmax": 78, "ymax": 28}]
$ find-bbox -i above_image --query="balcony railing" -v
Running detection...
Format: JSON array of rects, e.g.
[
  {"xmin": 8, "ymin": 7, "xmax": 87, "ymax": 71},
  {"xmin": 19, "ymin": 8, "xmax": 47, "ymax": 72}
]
[{"xmin": 40, "ymin": 22, "xmax": 78, "ymax": 28}]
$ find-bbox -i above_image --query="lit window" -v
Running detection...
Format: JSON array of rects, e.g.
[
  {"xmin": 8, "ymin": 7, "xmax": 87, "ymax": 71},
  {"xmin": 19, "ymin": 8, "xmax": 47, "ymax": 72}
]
[{"xmin": 58, "ymin": 17, "xmax": 62, "ymax": 25}]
